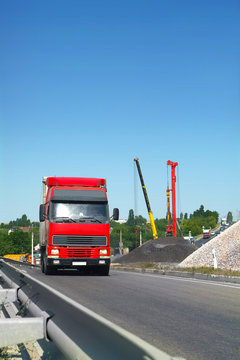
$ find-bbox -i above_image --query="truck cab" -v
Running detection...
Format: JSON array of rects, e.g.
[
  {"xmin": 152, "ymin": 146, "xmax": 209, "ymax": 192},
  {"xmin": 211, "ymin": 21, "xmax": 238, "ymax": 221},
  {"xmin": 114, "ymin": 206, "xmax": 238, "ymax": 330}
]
[{"xmin": 39, "ymin": 177, "xmax": 119, "ymax": 275}]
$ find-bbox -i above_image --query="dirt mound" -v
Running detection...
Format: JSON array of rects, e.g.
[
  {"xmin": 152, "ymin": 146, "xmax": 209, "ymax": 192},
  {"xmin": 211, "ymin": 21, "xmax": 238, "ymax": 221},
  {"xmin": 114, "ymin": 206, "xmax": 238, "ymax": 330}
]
[{"xmin": 113, "ymin": 237, "xmax": 197, "ymax": 264}]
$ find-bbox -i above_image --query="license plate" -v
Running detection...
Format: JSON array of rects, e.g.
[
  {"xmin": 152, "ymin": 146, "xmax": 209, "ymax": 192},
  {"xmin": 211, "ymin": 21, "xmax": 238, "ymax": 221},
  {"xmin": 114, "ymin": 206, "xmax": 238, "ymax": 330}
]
[{"xmin": 72, "ymin": 261, "xmax": 87, "ymax": 266}]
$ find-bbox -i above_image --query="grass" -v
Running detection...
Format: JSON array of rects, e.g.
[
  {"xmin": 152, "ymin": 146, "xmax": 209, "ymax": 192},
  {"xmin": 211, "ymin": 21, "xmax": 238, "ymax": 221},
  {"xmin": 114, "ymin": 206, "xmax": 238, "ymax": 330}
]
[
  {"xmin": 0, "ymin": 229, "xmax": 8, "ymax": 234},
  {"xmin": 178, "ymin": 266, "xmax": 240, "ymax": 277},
  {"xmin": 111, "ymin": 263, "xmax": 240, "ymax": 277}
]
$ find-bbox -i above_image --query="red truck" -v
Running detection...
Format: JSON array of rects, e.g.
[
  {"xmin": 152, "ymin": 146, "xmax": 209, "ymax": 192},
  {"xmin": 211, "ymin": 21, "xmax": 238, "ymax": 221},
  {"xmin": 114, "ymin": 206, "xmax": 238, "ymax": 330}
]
[
  {"xmin": 202, "ymin": 229, "xmax": 211, "ymax": 239},
  {"xmin": 39, "ymin": 177, "xmax": 119, "ymax": 275}
]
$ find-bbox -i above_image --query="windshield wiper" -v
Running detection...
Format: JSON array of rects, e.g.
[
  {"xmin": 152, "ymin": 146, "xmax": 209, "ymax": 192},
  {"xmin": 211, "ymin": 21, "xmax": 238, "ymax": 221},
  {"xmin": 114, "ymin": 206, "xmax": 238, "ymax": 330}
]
[
  {"xmin": 53, "ymin": 217, "xmax": 77, "ymax": 223},
  {"xmin": 53, "ymin": 216, "xmax": 102, "ymax": 224},
  {"xmin": 78, "ymin": 217, "xmax": 102, "ymax": 223}
]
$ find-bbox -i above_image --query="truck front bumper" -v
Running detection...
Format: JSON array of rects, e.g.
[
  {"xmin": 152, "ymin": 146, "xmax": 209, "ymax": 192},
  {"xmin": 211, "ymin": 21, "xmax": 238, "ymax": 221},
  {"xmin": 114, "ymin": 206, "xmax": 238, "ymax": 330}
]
[{"xmin": 46, "ymin": 257, "xmax": 110, "ymax": 268}]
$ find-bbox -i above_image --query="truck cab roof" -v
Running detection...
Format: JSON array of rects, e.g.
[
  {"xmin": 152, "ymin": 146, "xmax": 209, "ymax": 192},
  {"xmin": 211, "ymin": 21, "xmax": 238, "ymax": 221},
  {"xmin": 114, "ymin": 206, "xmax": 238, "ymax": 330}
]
[{"xmin": 46, "ymin": 177, "xmax": 106, "ymax": 188}]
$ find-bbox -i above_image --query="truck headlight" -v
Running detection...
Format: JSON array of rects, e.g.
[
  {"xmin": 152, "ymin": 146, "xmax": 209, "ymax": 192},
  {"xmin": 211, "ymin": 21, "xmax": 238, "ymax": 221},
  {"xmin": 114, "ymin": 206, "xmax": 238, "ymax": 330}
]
[
  {"xmin": 51, "ymin": 249, "xmax": 59, "ymax": 255},
  {"xmin": 99, "ymin": 249, "xmax": 108, "ymax": 255}
]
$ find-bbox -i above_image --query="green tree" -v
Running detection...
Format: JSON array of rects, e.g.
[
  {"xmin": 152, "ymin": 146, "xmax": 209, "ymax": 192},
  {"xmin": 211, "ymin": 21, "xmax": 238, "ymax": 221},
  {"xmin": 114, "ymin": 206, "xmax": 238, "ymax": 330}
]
[
  {"xmin": 181, "ymin": 205, "xmax": 219, "ymax": 236},
  {"xmin": 179, "ymin": 212, "xmax": 183, "ymax": 222},
  {"xmin": 193, "ymin": 205, "xmax": 205, "ymax": 217},
  {"xmin": 155, "ymin": 218, "xmax": 168, "ymax": 237},
  {"xmin": 0, "ymin": 232, "xmax": 14, "ymax": 255},
  {"xmin": 191, "ymin": 205, "xmax": 219, "ymax": 223},
  {"xmin": 126, "ymin": 209, "xmax": 135, "ymax": 226},
  {"xmin": 227, "ymin": 211, "xmax": 233, "ymax": 224},
  {"xmin": 9, "ymin": 214, "xmax": 31, "ymax": 228},
  {"xmin": 134, "ymin": 215, "xmax": 147, "ymax": 226},
  {"xmin": 20, "ymin": 214, "xmax": 29, "ymax": 226},
  {"xmin": 110, "ymin": 223, "xmax": 137, "ymax": 250},
  {"xmin": 110, "ymin": 213, "xmax": 163, "ymax": 251},
  {"xmin": 181, "ymin": 219, "xmax": 202, "ymax": 236},
  {"xmin": 8, "ymin": 231, "xmax": 31, "ymax": 254}
]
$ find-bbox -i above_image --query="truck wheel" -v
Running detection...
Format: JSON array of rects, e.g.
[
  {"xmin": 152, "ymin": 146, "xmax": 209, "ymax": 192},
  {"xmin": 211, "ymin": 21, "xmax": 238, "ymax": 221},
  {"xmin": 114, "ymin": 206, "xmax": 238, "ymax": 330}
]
[
  {"xmin": 43, "ymin": 255, "xmax": 54, "ymax": 275},
  {"xmin": 98, "ymin": 265, "xmax": 110, "ymax": 276},
  {"xmin": 41, "ymin": 258, "xmax": 45, "ymax": 273}
]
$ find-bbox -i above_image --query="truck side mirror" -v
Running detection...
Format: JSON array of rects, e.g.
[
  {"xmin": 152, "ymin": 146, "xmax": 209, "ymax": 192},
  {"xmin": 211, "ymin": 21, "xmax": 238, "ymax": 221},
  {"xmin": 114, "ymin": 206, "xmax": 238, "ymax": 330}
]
[
  {"xmin": 112, "ymin": 208, "xmax": 119, "ymax": 221},
  {"xmin": 39, "ymin": 204, "xmax": 46, "ymax": 222}
]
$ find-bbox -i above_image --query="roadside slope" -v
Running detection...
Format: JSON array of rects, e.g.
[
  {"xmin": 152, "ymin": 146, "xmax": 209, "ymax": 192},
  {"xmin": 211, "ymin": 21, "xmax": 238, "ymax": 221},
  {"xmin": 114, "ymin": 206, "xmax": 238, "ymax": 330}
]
[{"xmin": 179, "ymin": 221, "xmax": 240, "ymax": 270}]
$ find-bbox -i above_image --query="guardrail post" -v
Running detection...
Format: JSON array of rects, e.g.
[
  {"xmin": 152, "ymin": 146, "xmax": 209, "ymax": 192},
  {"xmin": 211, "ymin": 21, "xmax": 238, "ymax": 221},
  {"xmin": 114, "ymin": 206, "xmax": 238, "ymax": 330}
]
[
  {"xmin": 0, "ymin": 317, "xmax": 45, "ymax": 347},
  {"xmin": 0, "ymin": 289, "xmax": 17, "ymax": 303}
]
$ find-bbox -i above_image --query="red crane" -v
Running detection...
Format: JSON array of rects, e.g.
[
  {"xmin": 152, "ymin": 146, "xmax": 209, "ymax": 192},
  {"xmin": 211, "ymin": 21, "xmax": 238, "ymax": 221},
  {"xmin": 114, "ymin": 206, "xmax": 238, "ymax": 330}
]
[{"xmin": 166, "ymin": 160, "xmax": 178, "ymax": 237}]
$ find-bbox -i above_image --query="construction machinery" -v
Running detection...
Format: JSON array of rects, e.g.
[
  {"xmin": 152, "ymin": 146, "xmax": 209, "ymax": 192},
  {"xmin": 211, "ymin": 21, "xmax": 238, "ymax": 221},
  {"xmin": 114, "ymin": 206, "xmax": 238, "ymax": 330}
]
[
  {"xmin": 134, "ymin": 158, "xmax": 158, "ymax": 239},
  {"xmin": 166, "ymin": 160, "xmax": 178, "ymax": 237},
  {"xmin": 166, "ymin": 188, "xmax": 171, "ymax": 226}
]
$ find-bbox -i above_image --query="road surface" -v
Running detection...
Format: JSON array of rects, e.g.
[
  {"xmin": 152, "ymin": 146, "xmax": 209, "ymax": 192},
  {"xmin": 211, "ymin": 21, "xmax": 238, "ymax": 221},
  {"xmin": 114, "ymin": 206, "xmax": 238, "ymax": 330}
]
[{"xmin": 20, "ymin": 266, "xmax": 240, "ymax": 360}]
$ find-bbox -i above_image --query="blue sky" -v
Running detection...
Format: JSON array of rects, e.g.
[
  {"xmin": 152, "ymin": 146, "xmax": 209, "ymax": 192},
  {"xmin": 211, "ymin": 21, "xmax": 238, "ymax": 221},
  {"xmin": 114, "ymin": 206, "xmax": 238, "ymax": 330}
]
[{"xmin": 0, "ymin": 0, "xmax": 239, "ymax": 223}]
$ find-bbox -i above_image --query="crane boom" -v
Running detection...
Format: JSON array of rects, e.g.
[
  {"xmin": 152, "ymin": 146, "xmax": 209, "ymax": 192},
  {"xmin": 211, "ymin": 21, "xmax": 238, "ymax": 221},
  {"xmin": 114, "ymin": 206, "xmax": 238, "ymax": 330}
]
[
  {"xmin": 166, "ymin": 160, "xmax": 178, "ymax": 237},
  {"xmin": 134, "ymin": 158, "xmax": 158, "ymax": 239},
  {"xmin": 166, "ymin": 188, "xmax": 171, "ymax": 225}
]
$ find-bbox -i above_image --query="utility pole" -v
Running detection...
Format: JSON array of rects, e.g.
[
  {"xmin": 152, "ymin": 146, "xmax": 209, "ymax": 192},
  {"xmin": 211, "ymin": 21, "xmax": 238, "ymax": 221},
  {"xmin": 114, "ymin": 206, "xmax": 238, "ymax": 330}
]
[
  {"xmin": 135, "ymin": 227, "xmax": 138, "ymax": 248},
  {"xmin": 119, "ymin": 228, "xmax": 123, "ymax": 255},
  {"xmin": 31, "ymin": 226, "xmax": 34, "ymax": 265}
]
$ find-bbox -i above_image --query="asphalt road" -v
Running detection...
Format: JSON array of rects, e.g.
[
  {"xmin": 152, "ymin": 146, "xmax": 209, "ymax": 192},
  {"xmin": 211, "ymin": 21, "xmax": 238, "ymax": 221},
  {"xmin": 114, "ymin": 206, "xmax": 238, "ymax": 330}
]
[
  {"xmin": 195, "ymin": 236, "xmax": 214, "ymax": 247},
  {"xmin": 23, "ymin": 267, "xmax": 240, "ymax": 360}
]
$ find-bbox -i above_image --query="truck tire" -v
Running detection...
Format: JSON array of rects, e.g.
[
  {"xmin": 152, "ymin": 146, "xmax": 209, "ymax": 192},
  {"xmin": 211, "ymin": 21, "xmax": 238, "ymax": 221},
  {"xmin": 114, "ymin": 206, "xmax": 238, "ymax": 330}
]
[
  {"xmin": 41, "ymin": 258, "xmax": 45, "ymax": 273},
  {"xmin": 40, "ymin": 247, "xmax": 45, "ymax": 273},
  {"xmin": 43, "ymin": 255, "xmax": 54, "ymax": 275}
]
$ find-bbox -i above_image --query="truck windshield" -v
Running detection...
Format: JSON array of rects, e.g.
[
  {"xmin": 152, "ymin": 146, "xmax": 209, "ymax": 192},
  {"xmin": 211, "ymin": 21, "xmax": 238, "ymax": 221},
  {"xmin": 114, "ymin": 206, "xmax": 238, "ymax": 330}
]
[{"xmin": 50, "ymin": 202, "xmax": 109, "ymax": 224}]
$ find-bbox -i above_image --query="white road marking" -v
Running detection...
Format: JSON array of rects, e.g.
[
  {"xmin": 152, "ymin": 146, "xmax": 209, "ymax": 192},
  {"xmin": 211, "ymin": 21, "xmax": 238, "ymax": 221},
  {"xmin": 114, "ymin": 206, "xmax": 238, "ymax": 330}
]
[{"xmin": 111, "ymin": 270, "xmax": 240, "ymax": 289}]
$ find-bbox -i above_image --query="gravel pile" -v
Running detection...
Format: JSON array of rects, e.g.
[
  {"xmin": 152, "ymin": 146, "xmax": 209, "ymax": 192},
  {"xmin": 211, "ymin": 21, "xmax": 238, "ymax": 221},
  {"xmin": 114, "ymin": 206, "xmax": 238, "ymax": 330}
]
[
  {"xmin": 113, "ymin": 237, "xmax": 197, "ymax": 264},
  {"xmin": 179, "ymin": 221, "xmax": 240, "ymax": 270}
]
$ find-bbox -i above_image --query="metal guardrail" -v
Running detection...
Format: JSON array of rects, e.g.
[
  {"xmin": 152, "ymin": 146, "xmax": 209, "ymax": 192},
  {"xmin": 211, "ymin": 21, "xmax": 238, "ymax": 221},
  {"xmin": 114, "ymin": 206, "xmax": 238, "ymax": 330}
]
[
  {"xmin": 0, "ymin": 260, "xmax": 185, "ymax": 360},
  {"xmin": 1, "ymin": 256, "xmax": 40, "ymax": 267}
]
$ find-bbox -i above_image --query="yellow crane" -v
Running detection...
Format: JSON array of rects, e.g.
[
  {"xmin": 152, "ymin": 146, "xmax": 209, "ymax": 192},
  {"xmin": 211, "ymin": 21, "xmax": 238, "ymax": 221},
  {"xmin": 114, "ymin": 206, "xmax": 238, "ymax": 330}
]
[{"xmin": 134, "ymin": 158, "xmax": 158, "ymax": 239}]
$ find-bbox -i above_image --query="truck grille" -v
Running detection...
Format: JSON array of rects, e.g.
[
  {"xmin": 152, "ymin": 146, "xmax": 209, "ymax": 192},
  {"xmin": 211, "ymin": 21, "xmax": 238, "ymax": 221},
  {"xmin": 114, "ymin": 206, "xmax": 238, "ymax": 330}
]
[
  {"xmin": 67, "ymin": 248, "xmax": 94, "ymax": 258},
  {"xmin": 52, "ymin": 235, "xmax": 107, "ymax": 247}
]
